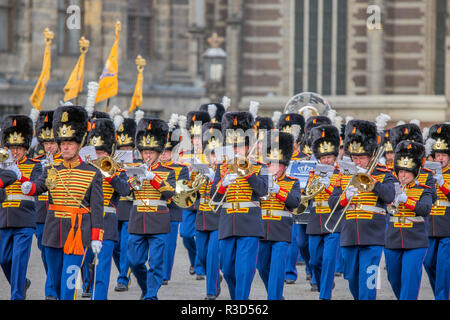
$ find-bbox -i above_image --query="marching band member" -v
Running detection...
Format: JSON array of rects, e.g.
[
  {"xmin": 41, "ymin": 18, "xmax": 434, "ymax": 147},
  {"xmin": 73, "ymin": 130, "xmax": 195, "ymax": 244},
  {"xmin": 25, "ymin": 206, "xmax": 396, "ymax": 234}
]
[
  {"xmin": 210, "ymin": 111, "xmax": 268, "ymax": 300},
  {"xmin": 195, "ymin": 122, "xmax": 223, "ymax": 299},
  {"xmin": 257, "ymin": 131, "xmax": 300, "ymax": 300},
  {"xmin": 127, "ymin": 118, "xmax": 176, "ymax": 300},
  {"xmin": 179, "ymin": 110, "xmax": 210, "ymax": 278},
  {"xmin": 33, "ymin": 110, "xmax": 63, "ymax": 300},
  {"xmin": 423, "ymin": 123, "xmax": 450, "ymax": 300},
  {"xmin": 160, "ymin": 114, "xmax": 189, "ymax": 285},
  {"xmin": 305, "ymin": 124, "xmax": 341, "ymax": 300},
  {"xmin": 0, "ymin": 115, "xmax": 42, "ymax": 300},
  {"xmin": 21, "ymin": 105, "xmax": 104, "ymax": 300},
  {"xmin": 82, "ymin": 118, "xmax": 131, "ymax": 300},
  {"xmin": 380, "ymin": 130, "xmax": 394, "ymax": 170},
  {"xmin": 113, "ymin": 117, "xmax": 137, "ymax": 292},
  {"xmin": 277, "ymin": 113, "xmax": 309, "ymax": 285},
  {"xmin": 384, "ymin": 141, "xmax": 432, "ymax": 300},
  {"xmin": 328, "ymin": 120, "xmax": 395, "ymax": 300}
]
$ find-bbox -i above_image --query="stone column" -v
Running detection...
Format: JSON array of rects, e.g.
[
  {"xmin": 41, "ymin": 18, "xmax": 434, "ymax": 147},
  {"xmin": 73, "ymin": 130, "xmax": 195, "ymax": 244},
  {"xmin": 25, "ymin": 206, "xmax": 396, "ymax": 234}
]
[{"xmin": 366, "ymin": 0, "xmax": 385, "ymax": 94}]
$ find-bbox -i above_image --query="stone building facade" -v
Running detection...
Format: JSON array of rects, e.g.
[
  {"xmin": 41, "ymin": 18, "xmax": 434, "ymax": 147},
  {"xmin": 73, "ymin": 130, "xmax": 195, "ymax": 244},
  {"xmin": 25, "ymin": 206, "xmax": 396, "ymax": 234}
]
[{"xmin": 0, "ymin": 0, "xmax": 449, "ymax": 126}]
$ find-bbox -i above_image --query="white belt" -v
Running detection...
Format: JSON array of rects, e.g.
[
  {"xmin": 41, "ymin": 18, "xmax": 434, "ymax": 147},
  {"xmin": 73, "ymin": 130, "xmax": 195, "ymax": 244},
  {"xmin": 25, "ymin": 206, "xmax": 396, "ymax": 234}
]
[
  {"xmin": 434, "ymin": 200, "xmax": 450, "ymax": 207},
  {"xmin": 347, "ymin": 204, "xmax": 386, "ymax": 215},
  {"xmin": 262, "ymin": 210, "xmax": 292, "ymax": 218},
  {"xmin": 104, "ymin": 206, "xmax": 117, "ymax": 214},
  {"xmin": 133, "ymin": 199, "xmax": 167, "ymax": 207},
  {"xmin": 221, "ymin": 202, "xmax": 259, "ymax": 209},
  {"xmin": 389, "ymin": 216, "xmax": 424, "ymax": 223},
  {"xmin": 6, "ymin": 195, "xmax": 35, "ymax": 202},
  {"xmin": 312, "ymin": 201, "xmax": 328, "ymax": 208}
]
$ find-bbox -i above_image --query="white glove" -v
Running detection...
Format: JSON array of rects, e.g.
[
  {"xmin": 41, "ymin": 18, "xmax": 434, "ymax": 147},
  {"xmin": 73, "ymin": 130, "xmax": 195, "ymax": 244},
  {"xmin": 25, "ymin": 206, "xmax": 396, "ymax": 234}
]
[
  {"xmin": 434, "ymin": 173, "xmax": 445, "ymax": 187},
  {"xmin": 145, "ymin": 170, "xmax": 156, "ymax": 180},
  {"xmin": 345, "ymin": 186, "xmax": 358, "ymax": 200},
  {"xmin": 356, "ymin": 166, "xmax": 367, "ymax": 174},
  {"xmin": 21, "ymin": 181, "xmax": 32, "ymax": 195},
  {"xmin": 8, "ymin": 163, "xmax": 22, "ymax": 181},
  {"xmin": 269, "ymin": 182, "xmax": 281, "ymax": 194},
  {"xmin": 91, "ymin": 240, "xmax": 103, "ymax": 255},
  {"xmin": 318, "ymin": 177, "xmax": 331, "ymax": 189},
  {"xmin": 222, "ymin": 173, "xmax": 238, "ymax": 187},
  {"xmin": 205, "ymin": 167, "xmax": 216, "ymax": 181},
  {"xmin": 397, "ymin": 193, "xmax": 408, "ymax": 204}
]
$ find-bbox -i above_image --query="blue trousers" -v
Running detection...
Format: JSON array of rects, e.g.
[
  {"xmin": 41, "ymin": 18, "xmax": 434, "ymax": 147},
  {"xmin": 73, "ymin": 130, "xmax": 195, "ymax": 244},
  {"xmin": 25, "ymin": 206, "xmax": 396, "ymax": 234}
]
[
  {"xmin": 257, "ymin": 240, "xmax": 289, "ymax": 300},
  {"xmin": 384, "ymin": 247, "xmax": 427, "ymax": 300},
  {"xmin": 285, "ymin": 224, "xmax": 300, "ymax": 281},
  {"xmin": 180, "ymin": 209, "xmax": 205, "ymax": 275},
  {"xmin": 35, "ymin": 223, "xmax": 57, "ymax": 298},
  {"xmin": 44, "ymin": 246, "xmax": 84, "ymax": 300},
  {"xmin": 196, "ymin": 229, "xmax": 221, "ymax": 296},
  {"xmin": 341, "ymin": 245, "xmax": 383, "ymax": 300},
  {"xmin": 423, "ymin": 237, "xmax": 450, "ymax": 300},
  {"xmin": 336, "ymin": 246, "xmax": 345, "ymax": 274},
  {"xmin": 128, "ymin": 233, "xmax": 166, "ymax": 300},
  {"xmin": 113, "ymin": 221, "xmax": 131, "ymax": 286},
  {"xmin": 296, "ymin": 224, "xmax": 314, "ymax": 280},
  {"xmin": 83, "ymin": 240, "xmax": 115, "ymax": 300},
  {"xmin": 309, "ymin": 233, "xmax": 340, "ymax": 300},
  {"xmin": 0, "ymin": 227, "xmax": 34, "ymax": 300},
  {"xmin": 163, "ymin": 221, "xmax": 180, "ymax": 281},
  {"xmin": 219, "ymin": 236, "xmax": 259, "ymax": 300}
]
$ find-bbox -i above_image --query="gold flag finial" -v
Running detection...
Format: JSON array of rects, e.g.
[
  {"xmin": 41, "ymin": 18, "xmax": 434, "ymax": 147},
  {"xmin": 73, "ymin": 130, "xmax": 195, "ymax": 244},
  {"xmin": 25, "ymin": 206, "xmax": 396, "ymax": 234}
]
[
  {"xmin": 79, "ymin": 36, "xmax": 90, "ymax": 54},
  {"xmin": 43, "ymin": 28, "xmax": 54, "ymax": 44},
  {"xmin": 136, "ymin": 55, "xmax": 146, "ymax": 72},
  {"xmin": 207, "ymin": 32, "xmax": 224, "ymax": 48},
  {"xmin": 115, "ymin": 21, "xmax": 122, "ymax": 36}
]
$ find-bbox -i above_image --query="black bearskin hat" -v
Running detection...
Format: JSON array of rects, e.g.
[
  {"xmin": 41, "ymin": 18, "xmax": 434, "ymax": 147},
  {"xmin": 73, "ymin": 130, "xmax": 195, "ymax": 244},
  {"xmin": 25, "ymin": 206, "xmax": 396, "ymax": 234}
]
[
  {"xmin": 344, "ymin": 120, "xmax": 378, "ymax": 157},
  {"xmin": 199, "ymin": 103, "xmax": 226, "ymax": 124},
  {"xmin": 265, "ymin": 131, "xmax": 294, "ymax": 167},
  {"xmin": 428, "ymin": 123, "xmax": 450, "ymax": 156},
  {"xmin": 389, "ymin": 123, "xmax": 423, "ymax": 150},
  {"xmin": 87, "ymin": 118, "xmax": 116, "ymax": 155},
  {"xmin": 304, "ymin": 116, "xmax": 332, "ymax": 146},
  {"xmin": 35, "ymin": 111, "xmax": 55, "ymax": 143},
  {"xmin": 394, "ymin": 140, "xmax": 425, "ymax": 178},
  {"xmin": 53, "ymin": 106, "xmax": 88, "ymax": 144},
  {"xmin": 255, "ymin": 116, "xmax": 274, "ymax": 141},
  {"xmin": 310, "ymin": 124, "xmax": 340, "ymax": 159},
  {"xmin": 186, "ymin": 111, "xmax": 211, "ymax": 136},
  {"xmin": 202, "ymin": 122, "xmax": 223, "ymax": 153},
  {"xmin": 222, "ymin": 111, "xmax": 255, "ymax": 146},
  {"xmin": 116, "ymin": 118, "xmax": 137, "ymax": 148},
  {"xmin": 278, "ymin": 113, "xmax": 305, "ymax": 143},
  {"xmin": 136, "ymin": 118, "xmax": 168, "ymax": 153},
  {"xmin": 380, "ymin": 129, "xmax": 393, "ymax": 153},
  {"xmin": 1, "ymin": 115, "xmax": 34, "ymax": 149}
]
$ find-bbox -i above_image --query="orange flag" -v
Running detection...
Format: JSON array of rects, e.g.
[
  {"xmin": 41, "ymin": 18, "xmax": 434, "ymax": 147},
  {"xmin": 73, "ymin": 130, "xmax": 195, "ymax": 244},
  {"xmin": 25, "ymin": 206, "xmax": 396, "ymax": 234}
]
[
  {"xmin": 128, "ymin": 55, "xmax": 146, "ymax": 114},
  {"xmin": 30, "ymin": 28, "xmax": 53, "ymax": 111},
  {"xmin": 64, "ymin": 37, "xmax": 90, "ymax": 102},
  {"xmin": 95, "ymin": 21, "xmax": 121, "ymax": 104}
]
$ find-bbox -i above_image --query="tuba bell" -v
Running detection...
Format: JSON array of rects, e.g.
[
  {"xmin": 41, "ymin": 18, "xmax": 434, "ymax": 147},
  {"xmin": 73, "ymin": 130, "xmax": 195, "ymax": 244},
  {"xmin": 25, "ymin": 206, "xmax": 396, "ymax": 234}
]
[
  {"xmin": 295, "ymin": 175, "xmax": 326, "ymax": 215},
  {"xmin": 173, "ymin": 173, "xmax": 208, "ymax": 208},
  {"xmin": 94, "ymin": 155, "xmax": 117, "ymax": 178},
  {"xmin": 0, "ymin": 148, "xmax": 9, "ymax": 163}
]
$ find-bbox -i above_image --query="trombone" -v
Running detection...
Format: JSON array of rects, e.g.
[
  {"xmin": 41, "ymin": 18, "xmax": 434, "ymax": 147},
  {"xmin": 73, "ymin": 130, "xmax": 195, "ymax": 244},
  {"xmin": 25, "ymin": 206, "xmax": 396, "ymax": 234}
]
[{"xmin": 324, "ymin": 145, "xmax": 385, "ymax": 233}]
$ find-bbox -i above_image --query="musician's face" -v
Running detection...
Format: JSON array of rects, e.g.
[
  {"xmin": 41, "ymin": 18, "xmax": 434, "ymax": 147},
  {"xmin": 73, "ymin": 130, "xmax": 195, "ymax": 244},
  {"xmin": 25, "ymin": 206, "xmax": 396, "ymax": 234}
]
[
  {"xmin": 192, "ymin": 136, "xmax": 202, "ymax": 152},
  {"xmin": 385, "ymin": 151, "xmax": 394, "ymax": 163},
  {"xmin": 119, "ymin": 146, "xmax": 133, "ymax": 151},
  {"xmin": 319, "ymin": 154, "xmax": 336, "ymax": 166},
  {"xmin": 43, "ymin": 142, "xmax": 59, "ymax": 155},
  {"xmin": 234, "ymin": 145, "xmax": 249, "ymax": 157},
  {"xmin": 96, "ymin": 150, "xmax": 109, "ymax": 158},
  {"xmin": 398, "ymin": 170, "xmax": 414, "ymax": 185},
  {"xmin": 60, "ymin": 141, "xmax": 80, "ymax": 162},
  {"xmin": 8, "ymin": 146, "xmax": 27, "ymax": 161},
  {"xmin": 352, "ymin": 155, "xmax": 371, "ymax": 168},
  {"xmin": 141, "ymin": 150, "xmax": 159, "ymax": 165},
  {"xmin": 159, "ymin": 150, "xmax": 172, "ymax": 163},
  {"xmin": 435, "ymin": 152, "xmax": 449, "ymax": 168},
  {"xmin": 268, "ymin": 162, "xmax": 286, "ymax": 179}
]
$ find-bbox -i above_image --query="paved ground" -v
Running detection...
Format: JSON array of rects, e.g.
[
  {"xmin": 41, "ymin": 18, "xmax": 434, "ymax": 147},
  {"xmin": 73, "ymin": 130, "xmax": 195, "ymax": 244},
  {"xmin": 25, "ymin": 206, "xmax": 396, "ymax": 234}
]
[{"xmin": 0, "ymin": 234, "xmax": 435, "ymax": 300}]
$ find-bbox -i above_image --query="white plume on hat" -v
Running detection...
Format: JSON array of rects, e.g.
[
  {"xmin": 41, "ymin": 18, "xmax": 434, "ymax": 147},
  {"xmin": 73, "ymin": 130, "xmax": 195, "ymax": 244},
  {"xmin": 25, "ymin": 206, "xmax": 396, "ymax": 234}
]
[
  {"xmin": 122, "ymin": 111, "xmax": 130, "ymax": 119},
  {"xmin": 422, "ymin": 127, "xmax": 430, "ymax": 140},
  {"xmin": 327, "ymin": 109, "xmax": 337, "ymax": 125},
  {"xmin": 222, "ymin": 96, "xmax": 231, "ymax": 110},
  {"xmin": 334, "ymin": 115, "xmax": 343, "ymax": 134},
  {"xmin": 207, "ymin": 104, "xmax": 217, "ymax": 121},
  {"xmin": 302, "ymin": 108, "xmax": 313, "ymax": 121},
  {"xmin": 396, "ymin": 120, "xmax": 406, "ymax": 126},
  {"xmin": 134, "ymin": 109, "xmax": 144, "ymax": 126},
  {"xmin": 109, "ymin": 105, "xmax": 124, "ymax": 131},
  {"xmin": 272, "ymin": 111, "xmax": 282, "ymax": 126},
  {"xmin": 85, "ymin": 81, "xmax": 99, "ymax": 118},
  {"xmin": 345, "ymin": 116, "xmax": 354, "ymax": 124},
  {"xmin": 168, "ymin": 113, "xmax": 179, "ymax": 131},
  {"xmin": 375, "ymin": 113, "xmax": 391, "ymax": 132},
  {"xmin": 249, "ymin": 101, "xmax": 259, "ymax": 119},
  {"xmin": 410, "ymin": 119, "xmax": 420, "ymax": 127},
  {"xmin": 29, "ymin": 108, "xmax": 40, "ymax": 126},
  {"xmin": 425, "ymin": 138, "xmax": 436, "ymax": 157},
  {"xmin": 178, "ymin": 115, "xmax": 187, "ymax": 130}
]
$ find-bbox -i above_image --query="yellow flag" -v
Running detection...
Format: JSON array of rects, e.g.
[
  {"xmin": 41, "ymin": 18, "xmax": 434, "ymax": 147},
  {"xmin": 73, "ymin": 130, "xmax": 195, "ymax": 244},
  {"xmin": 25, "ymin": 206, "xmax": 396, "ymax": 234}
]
[
  {"xmin": 64, "ymin": 37, "xmax": 89, "ymax": 102},
  {"xmin": 30, "ymin": 28, "xmax": 53, "ymax": 111},
  {"xmin": 96, "ymin": 22, "xmax": 121, "ymax": 104},
  {"xmin": 128, "ymin": 55, "xmax": 146, "ymax": 113}
]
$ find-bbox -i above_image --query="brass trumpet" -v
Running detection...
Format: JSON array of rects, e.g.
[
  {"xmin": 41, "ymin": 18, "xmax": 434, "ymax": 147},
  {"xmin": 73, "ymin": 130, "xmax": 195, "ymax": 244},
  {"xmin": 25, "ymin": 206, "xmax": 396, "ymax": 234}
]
[
  {"xmin": 173, "ymin": 173, "xmax": 208, "ymax": 208},
  {"xmin": 295, "ymin": 175, "xmax": 326, "ymax": 215},
  {"xmin": 93, "ymin": 155, "xmax": 117, "ymax": 178},
  {"xmin": 324, "ymin": 145, "xmax": 385, "ymax": 233},
  {"xmin": 0, "ymin": 148, "xmax": 9, "ymax": 163}
]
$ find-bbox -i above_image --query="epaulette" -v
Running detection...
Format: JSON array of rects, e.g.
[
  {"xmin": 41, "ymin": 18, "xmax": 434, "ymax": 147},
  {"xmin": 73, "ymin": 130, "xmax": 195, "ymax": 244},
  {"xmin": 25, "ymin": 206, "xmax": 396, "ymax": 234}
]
[
  {"xmin": 125, "ymin": 163, "xmax": 142, "ymax": 167},
  {"xmin": 375, "ymin": 165, "xmax": 391, "ymax": 173},
  {"xmin": 29, "ymin": 157, "xmax": 41, "ymax": 163},
  {"xmin": 418, "ymin": 183, "xmax": 431, "ymax": 189},
  {"xmin": 117, "ymin": 167, "xmax": 127, "ymax": 172},
  {"xmin": 285, "ymin": 175, "xmax": 298, "ymax": 181},
  {"xmin": 422, "ymin": 167, "xmax": 432, "ymax": 173},
  {"xmin": 177, "ymin": 162, "xmax": 190, "ymax": 167},
  {"xmin": 160, "ymin": 163, "xmax": 175, "ymax": 170},
  {"xmin": 33, "ymin": 154, "xmax": 45, "ymax": 160}
]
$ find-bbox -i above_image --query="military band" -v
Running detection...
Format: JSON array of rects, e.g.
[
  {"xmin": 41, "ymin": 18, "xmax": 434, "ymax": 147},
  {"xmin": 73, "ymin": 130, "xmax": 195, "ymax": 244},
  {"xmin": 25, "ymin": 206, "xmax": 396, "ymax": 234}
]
[{"xmin": 1, "ymin": 93, "xmax": 450, "ymax": 301}]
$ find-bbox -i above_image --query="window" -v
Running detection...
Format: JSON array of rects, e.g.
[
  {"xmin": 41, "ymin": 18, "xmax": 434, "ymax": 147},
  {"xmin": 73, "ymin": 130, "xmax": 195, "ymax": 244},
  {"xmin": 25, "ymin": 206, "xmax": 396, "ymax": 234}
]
[
  {"xmin": 0, "ymin": 0, "xmax": 15, "ymax": 53},
  {"xmin": 435, "ymin": 0, "xmax": 447, "ymax": 94},
  {"xmin": 294, "ymin": 0, "xmax": 347, "ymax": 95},
  {"xmin": 168, "ymin": 0, "xmax": 190, "ymax": 72},
  {"xmin": 57, "ymin": 0, "xmax": 84, "ymax": 56},
  {"xmin": 127, "ymin": 0, "xmax": 153, "ymax": 59},
  {"xmin": 0, "ymin": 105, "xmax": 21, "ymax": 119}
]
